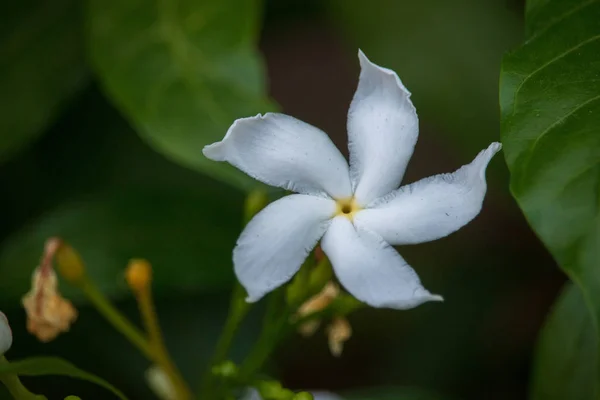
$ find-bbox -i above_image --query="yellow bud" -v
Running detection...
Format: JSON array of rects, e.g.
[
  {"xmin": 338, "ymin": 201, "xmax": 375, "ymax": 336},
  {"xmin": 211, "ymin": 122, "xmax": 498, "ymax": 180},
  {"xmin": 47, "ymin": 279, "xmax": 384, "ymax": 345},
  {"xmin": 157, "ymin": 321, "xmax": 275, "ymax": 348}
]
[
  {"xmin": 53, "ymin": 239, "xmax": 85, "ymax": 284},
  {"xmin": 126, "ymin": 259, "xmax": 152, "ymax": 293}
]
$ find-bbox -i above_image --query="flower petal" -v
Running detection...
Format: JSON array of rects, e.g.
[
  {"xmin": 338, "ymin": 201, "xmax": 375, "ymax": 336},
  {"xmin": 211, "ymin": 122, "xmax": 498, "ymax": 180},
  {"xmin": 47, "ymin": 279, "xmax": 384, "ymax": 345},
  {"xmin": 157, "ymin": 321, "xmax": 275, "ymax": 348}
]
[
  {"xmin": 321, "ymin": 217, "xmax": 442, "ymax": 309},
  {"xmin": 355, "ymin": 142, "xmax": 502, "ymax": 245},
  {"xmin": 204, "ymin": 113, "xmax": 352, "ymax": 199},
  {"xmin": 0, "ymin": 311, "xmax": 12, "ymax": 355},
  {"xmin": 348, "ymin": 50, "xmax": 419, "ymax": 205},
  {"xmin": 234, "ymin": 194, "xmax": 336, "ymax": 302}
]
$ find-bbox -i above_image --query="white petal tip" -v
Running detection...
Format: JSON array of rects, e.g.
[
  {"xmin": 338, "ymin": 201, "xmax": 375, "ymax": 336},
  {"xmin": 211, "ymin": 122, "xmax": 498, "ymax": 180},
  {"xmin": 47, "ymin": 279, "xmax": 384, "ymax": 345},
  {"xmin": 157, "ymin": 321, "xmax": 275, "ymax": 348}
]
[
  {"xmin": 469, "ymin": 142, "xmax": 503, "ymax": 179},
  {"xmin": 203, "ymin": 113, "xmax": 272, "ymax": 161},
  {"xmin": 429, "ymin": 294, "xmax": 444, "ymax": 302},
  {"xmin": 202, "ymin": 142, "xmax": 223, "ymax": 160},
  {"xmin": 245, "ymin": 294, "xmax": 261, "ymax": 303},
  {"xmin": 355, "ymin": 48, "xmax": 413, "ymax": 100},
  {"xmin": 357, "ymin": 48, "xmax": 368, "ymax": 62},
  {"xmin": 487, "ymin": 142, "xmax": 502, "ymax": 154}
]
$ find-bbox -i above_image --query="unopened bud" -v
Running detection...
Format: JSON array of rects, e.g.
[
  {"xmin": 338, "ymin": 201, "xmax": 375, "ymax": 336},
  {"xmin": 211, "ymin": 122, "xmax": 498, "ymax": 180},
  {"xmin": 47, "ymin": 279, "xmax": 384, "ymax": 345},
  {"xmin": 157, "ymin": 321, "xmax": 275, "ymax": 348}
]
[
  {"xmin": 293, "ymin": 392, "xmax": 314, "ymax": 400},
  {"xmin": 256, "ymin": 380, "xmax": 296, "ymax": 400},
  {"xmin": 52, "ymin": 239, "xmax": 85, "ymax": 284},
  {"xmin": 294, "ymin": 282, "xmax": 340, "ymax": 336},
  {"xmin": 0, "ymin": 311, "xmax": 12, "ymax": 355},
  {"xmin": 297, "ymin": 282, "xmax": 339, "ymax": 318},
  {"xmin": 126, "ymin": 259, "xmax": 152, "ymax": 293},
  {"xmin": 327, "ymin": 317, "xmax": 352, "ymax": 357},
  {"xmin": 211, "ymin": 360, "xmax": 238, "ymax": 378},
  {"xmin": 145, "ymin": 365, "xmax": 176, "ymax": 400}
]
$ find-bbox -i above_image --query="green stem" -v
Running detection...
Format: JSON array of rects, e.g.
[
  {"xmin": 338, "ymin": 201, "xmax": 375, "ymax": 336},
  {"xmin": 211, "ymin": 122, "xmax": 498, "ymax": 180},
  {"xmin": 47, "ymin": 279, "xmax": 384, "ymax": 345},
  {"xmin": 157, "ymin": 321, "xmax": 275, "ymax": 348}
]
[
  {"xmin": 0, "ymin": 357, "xmax": 46, "ymax": 400},
  {"xmin": 212, "ymin": 283, "xmax": 250, "ymax": 365},
  {"xmin": 80, "ymin": 278, "xmax": 153, "ymax": 359},
  {"xmin": 240, "ymin": 293, "xmax": 290, "ymax": 378},
  {"xmin": 137, "ymin": 286, "xmax": 193, "ymax": 400},
  {"xmin": 200, "ymin": 283, "xmax": 251, "ymax": 397}
]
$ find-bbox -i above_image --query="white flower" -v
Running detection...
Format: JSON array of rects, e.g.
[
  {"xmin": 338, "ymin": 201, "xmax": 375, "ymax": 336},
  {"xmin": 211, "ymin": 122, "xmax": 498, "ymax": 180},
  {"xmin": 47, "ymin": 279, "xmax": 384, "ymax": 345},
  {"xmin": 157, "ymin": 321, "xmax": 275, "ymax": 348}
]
[
  {"xmin": 204, "ymin": 50, "xmax": 501, "ymax": 309},
  {"xmin": 0, "ymin": 311, "xmax": 12, "ymax": 355}
]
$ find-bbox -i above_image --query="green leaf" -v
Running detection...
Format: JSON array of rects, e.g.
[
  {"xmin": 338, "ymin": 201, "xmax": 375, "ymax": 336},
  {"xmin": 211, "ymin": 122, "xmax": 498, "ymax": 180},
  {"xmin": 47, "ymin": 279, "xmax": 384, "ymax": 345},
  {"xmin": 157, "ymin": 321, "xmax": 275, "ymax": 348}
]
[
  {"xmin": 0, "ymin": 0, "xmax": 87, "ymax": 162},
  {"xmin": 0, "ymin": 357, "xmax": 128, "ymax": 400},
  {"xmin": 0, "ymin": 186, "xmax": 243, "ymax": 302},
  {"xmin": 530, "ymin": 283, "xmax": 597, "ymax": 400},
  {"xmin": 343, "ymin": 386, "xmax": 450, "ymax": 400},
  {"xmin": 500, "ymin": 0, "xmax": 600, "ymax": 357},
  {"xmin": 87, "ymin": 0, "xmax": 273, "ymax": 190}
]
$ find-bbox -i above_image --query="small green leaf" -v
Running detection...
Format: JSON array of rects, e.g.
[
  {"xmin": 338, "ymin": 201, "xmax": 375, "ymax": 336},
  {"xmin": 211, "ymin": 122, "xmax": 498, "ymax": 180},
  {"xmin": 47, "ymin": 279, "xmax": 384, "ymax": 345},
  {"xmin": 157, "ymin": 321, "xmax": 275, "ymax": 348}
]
[
  {"xmin": 343, "ymin": 386, "xmax": 450, "ymax": 400},
  {"xmin": 0, "ymin": 0, "xmax": 88, "ymax": 162},
  {"xmin": 87, "ymin": 0, "xmax": 273, "ymax": 190},
  {"xmin": 0, "ymin": 357, "xmax": 128, "ymax": 400},
  {"xmin": 0, "ymin": 186, "xmax": 243, "ymax": 302},
  {"xmin": 500, "ymin": 0, "xmax": 600, "ymax": 358},
  {"xmin": 530, "ymin": 283, "xmax": 597, "ymax": 400}
]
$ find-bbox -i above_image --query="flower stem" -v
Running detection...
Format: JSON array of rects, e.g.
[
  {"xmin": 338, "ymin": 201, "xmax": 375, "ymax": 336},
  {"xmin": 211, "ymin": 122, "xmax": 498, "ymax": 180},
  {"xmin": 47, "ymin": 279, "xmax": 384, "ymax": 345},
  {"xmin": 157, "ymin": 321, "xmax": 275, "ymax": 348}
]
[
  {"xmin": 213, "ymin": 283, "xmax": 251, "ymax": 365},
  {"xmin": 136, "ymin": 284, "xmax": 193, "ymax": 400},
  {"xmin": 0, "ymin": 356, "xmax": 46, "ymax": 400},
  {"xmin": 200, "ymin": 283, "xmax": 251, "ymax": 397},
  {"xmin": 79, "ymin": 277, "xmax": 154, "ymax": 359},
  {"xmin": 240, "ymin": 291, "xmax": 290, "ymax": 378}
]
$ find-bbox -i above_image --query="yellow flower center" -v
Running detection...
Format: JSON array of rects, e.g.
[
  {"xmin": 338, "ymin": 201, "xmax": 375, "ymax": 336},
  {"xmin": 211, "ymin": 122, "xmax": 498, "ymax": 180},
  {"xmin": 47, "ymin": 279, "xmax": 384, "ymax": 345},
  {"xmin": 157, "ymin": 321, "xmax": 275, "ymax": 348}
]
[{"xmin": 335, "ymin": 197, "xmax": 362, "ymax": 220}]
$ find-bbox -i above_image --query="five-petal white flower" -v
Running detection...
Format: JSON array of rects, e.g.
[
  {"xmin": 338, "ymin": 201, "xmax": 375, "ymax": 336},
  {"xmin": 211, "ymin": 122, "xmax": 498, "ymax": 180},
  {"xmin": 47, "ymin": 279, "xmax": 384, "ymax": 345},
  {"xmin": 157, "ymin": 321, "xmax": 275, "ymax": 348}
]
[{"xmin": 203, "ymin": 50, "xmax": 501, "ymax": 310}]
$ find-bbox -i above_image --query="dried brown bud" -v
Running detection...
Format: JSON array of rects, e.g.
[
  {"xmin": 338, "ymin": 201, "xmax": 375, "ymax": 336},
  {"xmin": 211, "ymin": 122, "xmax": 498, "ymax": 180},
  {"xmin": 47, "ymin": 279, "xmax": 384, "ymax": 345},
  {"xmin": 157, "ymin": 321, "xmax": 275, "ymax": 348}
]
[
  {"xmin": 295, "ymin": 281, "xmax": 340, "ymax": 337},
  {"xmin": 327, "ymin": 317, "xmax": 352, "ymax": 357},
  {"xmin": 22, "ymin": 265, "xmax": 77, "ymax": 342}
]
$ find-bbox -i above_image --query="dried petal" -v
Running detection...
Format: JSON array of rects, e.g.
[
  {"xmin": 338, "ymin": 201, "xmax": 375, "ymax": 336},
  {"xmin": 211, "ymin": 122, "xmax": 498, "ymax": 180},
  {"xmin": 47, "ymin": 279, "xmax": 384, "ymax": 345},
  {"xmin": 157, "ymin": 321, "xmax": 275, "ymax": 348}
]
[
  {"xmin": 327, "ymin": 317, "xmax": 352, "ymax": 357},
  {"xmin": 22, "ymin": 266, "xmax": 77, "ymax": 342}
]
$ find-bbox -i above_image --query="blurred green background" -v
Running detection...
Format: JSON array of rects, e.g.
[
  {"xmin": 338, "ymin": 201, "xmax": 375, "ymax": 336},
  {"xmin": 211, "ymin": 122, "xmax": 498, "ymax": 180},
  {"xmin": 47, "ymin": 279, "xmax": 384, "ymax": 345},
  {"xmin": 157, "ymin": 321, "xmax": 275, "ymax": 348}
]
[{"xmin": 0, "ymin": 0, "xmax": 565, "ymax": 399}]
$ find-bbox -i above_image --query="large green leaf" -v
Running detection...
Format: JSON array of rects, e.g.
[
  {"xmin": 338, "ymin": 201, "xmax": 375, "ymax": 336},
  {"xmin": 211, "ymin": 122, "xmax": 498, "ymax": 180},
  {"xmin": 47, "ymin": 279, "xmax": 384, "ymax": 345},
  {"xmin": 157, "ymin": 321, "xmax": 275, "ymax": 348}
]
[
  {"xmin": 0, "ymin": 186, "xmax": 242, "ymax": 303},
  {"xmin": 87, "ymin": 0, "xmax": 273, "ymax": 190},
  {"xmin": 0, "ymin": 0, "xmax": 87, "ymax": 162},
  {"xmin": 0, "ymin": 356, "xmax": 128, "ymax": 399},
  {"xmin": 500, "ymin": 0, "xmax": 600, "ymax": 343},
  {"xmin": 530, "ymin": 283, "xmax": 597, "ymax": 400}
]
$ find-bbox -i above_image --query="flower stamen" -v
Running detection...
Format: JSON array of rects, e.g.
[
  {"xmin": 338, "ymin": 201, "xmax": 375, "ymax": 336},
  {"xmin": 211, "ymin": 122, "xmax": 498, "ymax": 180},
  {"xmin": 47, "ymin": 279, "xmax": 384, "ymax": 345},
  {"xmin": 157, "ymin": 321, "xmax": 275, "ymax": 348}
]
[{"xmin": 335, "ymin": 198, "xmax": 362, "ymax": 220}]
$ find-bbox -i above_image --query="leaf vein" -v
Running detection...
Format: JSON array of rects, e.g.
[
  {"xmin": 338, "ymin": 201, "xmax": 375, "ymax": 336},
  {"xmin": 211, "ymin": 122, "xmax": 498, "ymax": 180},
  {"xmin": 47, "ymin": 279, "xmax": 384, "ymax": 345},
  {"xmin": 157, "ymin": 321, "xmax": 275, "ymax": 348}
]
[{"xmin": 513, "ymin": 34, "xmax": 600, "ymax": 114}]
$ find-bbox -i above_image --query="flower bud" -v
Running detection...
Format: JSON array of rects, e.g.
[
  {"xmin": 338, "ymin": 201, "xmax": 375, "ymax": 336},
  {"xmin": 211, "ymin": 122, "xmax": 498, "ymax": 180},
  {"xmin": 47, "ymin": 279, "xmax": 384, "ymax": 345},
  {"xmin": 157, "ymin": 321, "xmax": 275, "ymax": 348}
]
[
  {"xmin": 125, "ymin": 259, "xmax": 152, "ymax": 293},
  {"xmin": 52, "ymin": 239, "xmax": 85, "ymax": 284},
  {"xmin": 293, "ymin": 392, "xmax": 314, "ymax": 400},
  {"xmin": 0, "ymin": 311, "xmax": 12, "ymax": 355},
  {"xmin": 145, "ymin": 365, "xmax": 176, "ymax": 400},
  {"xmin": 294, "ymin": 282, "xmax": 339, "ymax": 337},
  {"xmin": 327, "ymin": 317, "xmax": 352, "ymax": 357}
]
